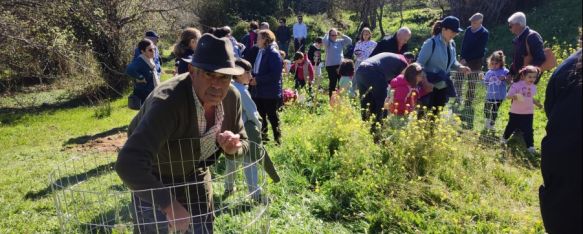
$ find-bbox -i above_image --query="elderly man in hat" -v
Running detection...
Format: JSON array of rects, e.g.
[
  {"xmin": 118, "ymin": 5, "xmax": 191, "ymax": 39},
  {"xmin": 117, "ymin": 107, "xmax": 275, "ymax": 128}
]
[
  {"xmin": 116, "ymin": 33, "xmax": 248, "ymax": 233},
  {"xmin": 458, "ymin": 13, "xmax": 489, "ymax": 107},
  {"xmin": 133, "ymin": 31, "xmax": 162, "ymax": 75}
]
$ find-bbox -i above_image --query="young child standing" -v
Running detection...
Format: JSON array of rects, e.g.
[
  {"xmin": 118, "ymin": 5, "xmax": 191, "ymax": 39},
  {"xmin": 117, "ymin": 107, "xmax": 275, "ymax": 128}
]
[
  {"xmin": 289, "ymin": 52, "xmax": 314, "ymax": 90},
  {"xmin": 337, "ymin": 59, "xmax": 355, "ymax": 96},
  {"xmin": 224, "ymin": 58, "xmax": 265, "ymax": 202},
  {"xmin": 483, "ymin": 51, "xmax": 510, "ymax": 130},
  {"xmin": 502, "ymin": 65, "xmax": 543, "ymax": 153},
  {"xmin": 307, "ymin": 37, "xmax": 323, "ymax": 89},
  {"xmin": 388, "ymin": 63, "xmax": 433, "ymax": 115}
]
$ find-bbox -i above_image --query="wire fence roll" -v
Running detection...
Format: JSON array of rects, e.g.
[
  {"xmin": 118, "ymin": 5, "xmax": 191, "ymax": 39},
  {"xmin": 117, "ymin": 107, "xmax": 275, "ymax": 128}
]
[
  {"xmin": 51, "ymin": 140, "xmax": 270, "ymax": 233},
  {"xmin": 450, "ymin": 71, "xmax": 503, "ymax": 145}
]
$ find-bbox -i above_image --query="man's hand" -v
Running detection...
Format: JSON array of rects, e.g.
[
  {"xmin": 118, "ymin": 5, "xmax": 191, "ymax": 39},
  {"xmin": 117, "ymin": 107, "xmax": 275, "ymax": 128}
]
[
  {"xmin": 459, "ymin": 66, "xmax": 471, "ymax": 75},
  {"xmin": 162, "ymin": 200, "xmax": 191, "ymax": 233},
  {"xmin": 218, "ymin": 131, "xmax": 242, "ymax": 155}
]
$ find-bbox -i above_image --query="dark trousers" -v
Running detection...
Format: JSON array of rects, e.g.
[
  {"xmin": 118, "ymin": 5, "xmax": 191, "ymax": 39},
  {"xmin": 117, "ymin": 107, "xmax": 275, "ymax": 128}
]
[
  {"xmin": 484, "ymin": 99, "xmax": 503, "ymax": 124},
  {"xmin": 278, "ymin": 41, "xmax": 289, "ymax": 58},
  {"xmin": 133, "ymin": 88, "xmax": 151, "ymax": 105},
  {"xmin": 326, "ymin": 65, "xmax": 340, "ymax": 97},
  {"xmin": 294, "ymin": 78, "xmax": 306, "ymax": 90},
  {"xmin": 131, "ymin": 170, "xmax": 214, "ymax": 233},
  {"xmin": 253, "ymin": 97, "xmax": 281, "ymax": 142},
  {"xmin": 355, "ymin": 69, "xmax": 388, "ymax": 137},
  {"xmin": 294, "ymin": 38, "xmax": 306, "ymax": 52},
  {"xmin": 423, "ymin": 87, "xmax": 449, "ymax": 116},
  {"xmin": 503, "ymin": 113, "xmax": 534, "ymax": 147}
]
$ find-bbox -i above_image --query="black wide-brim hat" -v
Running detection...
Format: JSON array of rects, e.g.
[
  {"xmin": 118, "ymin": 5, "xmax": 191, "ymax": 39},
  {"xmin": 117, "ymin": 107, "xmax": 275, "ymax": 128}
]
[{"xmin": 182, "ymin": 33, "xmax": 244, "ymax": 76}]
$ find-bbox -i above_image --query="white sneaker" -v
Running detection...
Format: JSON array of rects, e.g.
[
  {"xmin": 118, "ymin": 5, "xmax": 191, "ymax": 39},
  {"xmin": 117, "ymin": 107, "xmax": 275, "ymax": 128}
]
[{"xmin": 527, "ymin": 147, "xmax": 537, "ymax": 154}]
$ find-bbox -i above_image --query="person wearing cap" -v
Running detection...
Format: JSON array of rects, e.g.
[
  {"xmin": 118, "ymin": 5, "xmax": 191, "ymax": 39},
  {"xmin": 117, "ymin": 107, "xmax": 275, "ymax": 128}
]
[
  {"xmin": 353, "ymin": 52, "xmax": 409, "ymax": 138},
  {"xmin": 116, "ymin": 33, "xmax": 249, "ymax": 233},
  {"xmin": 134, "ymin": 31, "xmax": 162, "ymax": 76},
  {"xmin": 458, "ymin": 13, "xmax": 489, "ymax": 108},
  {"xmin": 248, "ymin": 29, "xmax": 283, "ymax": 144},
  {"xmin": 370, "ymin": 26, "xmax": 411, "ymax": 57},
  {"xmin": 508, "ymin": 12, "xmax": 546, "ymax": 83},
  {"xmin": 416, "ymin": 16, "xmax": 471, "ymax": 115},
  {"xmin": 293, "ymin": 15, "xmax": 308, "ymax": 52}
]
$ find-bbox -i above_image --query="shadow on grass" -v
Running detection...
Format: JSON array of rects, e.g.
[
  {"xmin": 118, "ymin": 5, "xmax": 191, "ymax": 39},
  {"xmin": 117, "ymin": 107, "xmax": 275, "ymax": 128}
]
[
  {"xmin": 78, "ymin": 205, "xmax": 134, "ymax": 233},
  {"xmin": 25, "ymin": 162, "xmax": 115, "ymax": 201},
  {"xmin": 500, "ymin": 133, "xmax": 540, "ymax": 168},
  {"xmin": 63, "ymin": 125, "xmax": 128, "ymax": 146},
  {"xmin": 0, "ymin": 86, "xmax": 123, "ymax": 126}
]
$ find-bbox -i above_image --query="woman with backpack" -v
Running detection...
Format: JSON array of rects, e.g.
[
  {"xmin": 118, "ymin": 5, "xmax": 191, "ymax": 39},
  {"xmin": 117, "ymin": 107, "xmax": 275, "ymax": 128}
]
[{"xmin": 416, "ymin": 16, "xmax": 471, "ymax": 116}]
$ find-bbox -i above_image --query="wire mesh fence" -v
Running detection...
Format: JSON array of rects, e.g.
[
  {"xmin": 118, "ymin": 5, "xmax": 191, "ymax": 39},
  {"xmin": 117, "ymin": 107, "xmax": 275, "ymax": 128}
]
[
  {"xmin": 51, "ymin": 140, "xmax": 270, "ymax": 233},
  {"xmin": 449, "ymin": 71, "xmax": 507, "ymax": 145}
]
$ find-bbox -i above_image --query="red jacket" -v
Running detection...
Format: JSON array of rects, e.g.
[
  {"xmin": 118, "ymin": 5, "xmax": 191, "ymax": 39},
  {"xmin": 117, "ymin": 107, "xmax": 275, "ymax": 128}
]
[
  {"xmin": 388, "ymin": 75, "xmax": 429, "ymax": 115},
  {"xmin": 290, "ymin": 59, "xmax": 314, "ymax": 82}
]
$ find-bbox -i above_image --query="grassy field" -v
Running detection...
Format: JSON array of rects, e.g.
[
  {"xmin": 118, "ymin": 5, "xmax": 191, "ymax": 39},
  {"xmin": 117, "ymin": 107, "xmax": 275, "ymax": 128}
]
[{"xmin": 0, "ymin": 0, "xmax": 580, "ymax": 232}]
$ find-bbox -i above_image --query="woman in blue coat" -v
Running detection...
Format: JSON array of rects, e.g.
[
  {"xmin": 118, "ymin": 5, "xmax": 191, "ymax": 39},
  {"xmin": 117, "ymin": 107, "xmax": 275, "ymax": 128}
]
[
  {"xmin": 126, "ymin": 39, "xmax": 160, "ymax": 105},
  {"xmin": 416, "ymin": 16, "xmax": 470, "ymax": 115},
  {"xmin": 249, "ymin": 29, "xmax": 283, "ymax": 144}
]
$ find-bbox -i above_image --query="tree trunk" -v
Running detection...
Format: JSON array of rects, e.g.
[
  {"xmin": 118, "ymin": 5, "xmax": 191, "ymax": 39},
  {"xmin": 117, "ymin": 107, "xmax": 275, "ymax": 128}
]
[{"xmin": 377, "ymin": 1, "xmax": 385, "ymax": 38}]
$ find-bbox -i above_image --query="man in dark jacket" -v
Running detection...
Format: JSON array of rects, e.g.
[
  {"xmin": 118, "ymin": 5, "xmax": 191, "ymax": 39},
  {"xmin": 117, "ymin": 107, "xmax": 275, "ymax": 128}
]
[
  {"xmin": 116, "ymin": 34, "xmax": 248, "ymax": 233},
  {"xmin": 275, "ymin": 18, "xmax": 291, "ymax": 57},
  {"xmin": 539, "ymin": 47, "xmax": 582, "ymax": 234},
  {"xmin": 369, "ymin": 27, "xmax": 411, "ymax": 57},
  {"xmin": 458, "ymin": 13, "xmax": 489, "ymax": 107},
  {"xmin": 354, "ymin": 52, "xmax": 408, "ymax": 136},
  {"xmin": 508, "ymin": 12, "xmax": 546, "ymax": 83}
]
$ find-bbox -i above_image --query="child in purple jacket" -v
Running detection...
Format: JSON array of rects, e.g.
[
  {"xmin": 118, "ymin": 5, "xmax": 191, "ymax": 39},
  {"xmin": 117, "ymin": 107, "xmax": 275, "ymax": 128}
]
[{"xmin": 482, "ymin": 51, "xmax": 509, "ymax": 130}]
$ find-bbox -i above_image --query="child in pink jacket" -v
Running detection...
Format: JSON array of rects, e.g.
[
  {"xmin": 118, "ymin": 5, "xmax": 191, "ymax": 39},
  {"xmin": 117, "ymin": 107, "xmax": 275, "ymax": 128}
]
[{"xmin": 388, "ymin": 63, "xmax": 433, "ymax": 115}]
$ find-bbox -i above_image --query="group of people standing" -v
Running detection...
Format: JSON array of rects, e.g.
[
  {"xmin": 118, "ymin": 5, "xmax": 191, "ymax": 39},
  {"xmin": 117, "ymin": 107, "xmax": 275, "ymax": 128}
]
[{"xmin": 119, "ymin": 10, "xmax": 580, "ymax": 233}]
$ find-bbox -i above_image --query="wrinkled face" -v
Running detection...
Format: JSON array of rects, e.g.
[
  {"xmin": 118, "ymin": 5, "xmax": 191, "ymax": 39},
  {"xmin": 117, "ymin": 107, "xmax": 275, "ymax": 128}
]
[
  {"xmin": 470, "ymin": 20, "xmax": 482, "ymax": 29},
  {"xmin": 397, "ymin": 32, "xmax": 411, "ymax": 45},
  {"xmin": 190, "ymin": 67, "xmax": 232, "ymax": 106},
  {"xmin": 142, "ymin": 45, "xmax": 155, "ymax": 59},
  {"xmin": 523, "ymin": 72, "xmax": 537, "ymax": 84},
  {"xmin": 508, "ymin": 23, "xmax": 522, "ymax": 35}
]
